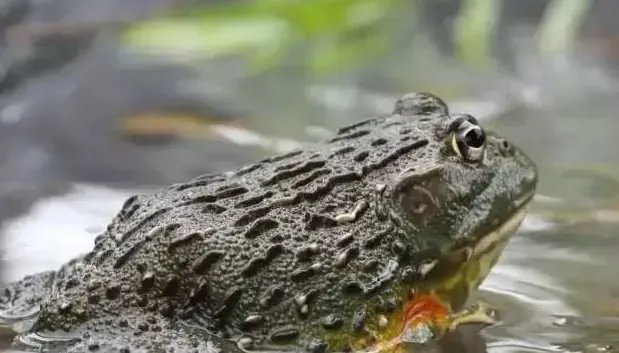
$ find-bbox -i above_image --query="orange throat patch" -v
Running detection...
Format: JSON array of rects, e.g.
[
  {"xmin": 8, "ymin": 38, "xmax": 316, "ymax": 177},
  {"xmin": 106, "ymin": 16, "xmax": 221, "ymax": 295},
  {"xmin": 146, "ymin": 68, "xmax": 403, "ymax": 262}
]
[{"xmin": 353, "ymin": 293, "xmax": 451, "ymax": 353}]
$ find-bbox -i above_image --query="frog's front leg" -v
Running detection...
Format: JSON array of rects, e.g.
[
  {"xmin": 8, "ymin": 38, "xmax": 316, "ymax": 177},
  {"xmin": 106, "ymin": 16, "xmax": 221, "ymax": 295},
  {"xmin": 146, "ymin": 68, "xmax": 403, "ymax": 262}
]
[
  {"xmin": 448, "ymin": 301, "xmax": 499, "ymax": 331},
  {"xmin": 371, "ymin": 293, "xmax": 498, "ymax": 352}
]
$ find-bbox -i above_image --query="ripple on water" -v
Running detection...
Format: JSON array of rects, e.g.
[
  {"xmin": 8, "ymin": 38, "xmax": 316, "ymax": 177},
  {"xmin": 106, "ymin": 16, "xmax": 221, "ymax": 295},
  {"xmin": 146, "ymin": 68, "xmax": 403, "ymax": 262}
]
[{"xmin": 477, "ymin": 226, "xmax": 593, "ymax": 353}]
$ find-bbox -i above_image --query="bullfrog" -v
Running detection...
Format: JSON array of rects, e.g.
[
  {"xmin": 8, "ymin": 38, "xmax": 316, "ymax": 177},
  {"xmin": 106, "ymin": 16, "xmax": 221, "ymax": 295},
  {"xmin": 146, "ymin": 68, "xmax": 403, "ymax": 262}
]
[{"xmin": 0, "ymin": 92, "xmax": 538, "ymax": 353}]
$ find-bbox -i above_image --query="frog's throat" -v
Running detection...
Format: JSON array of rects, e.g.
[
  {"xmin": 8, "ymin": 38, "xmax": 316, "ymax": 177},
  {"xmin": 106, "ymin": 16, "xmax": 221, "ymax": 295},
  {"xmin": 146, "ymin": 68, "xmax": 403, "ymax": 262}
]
[
  {"xmin": 354, "ymin": 200, "xmax": 533, "ymax": 353},
  {"xmin": 429, "ymin": 199, "xmax": 531, "ymax": 311}
]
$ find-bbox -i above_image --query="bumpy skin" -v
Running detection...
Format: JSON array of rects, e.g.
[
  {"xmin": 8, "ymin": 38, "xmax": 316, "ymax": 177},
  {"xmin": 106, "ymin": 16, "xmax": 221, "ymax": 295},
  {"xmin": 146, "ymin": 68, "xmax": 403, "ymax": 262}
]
[{"xmin": 0, "ymin": 93, "xmax": 538, "ymax": 353}]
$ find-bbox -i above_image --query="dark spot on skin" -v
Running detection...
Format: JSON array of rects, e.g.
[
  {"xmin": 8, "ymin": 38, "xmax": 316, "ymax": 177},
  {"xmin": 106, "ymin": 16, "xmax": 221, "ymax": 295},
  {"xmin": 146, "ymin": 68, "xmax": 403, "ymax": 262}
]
[
  {"xmin": 335, "ymin": 247, "xmax": 359, "ymax": 268},
  {"xmin": 262, "ymin": 160, "xmax": 327, "ymax": 186},
  {"xmin": 113, "ymin": 238, "xmax": 149, "ymax": 268},
  {"xmin": 174, "ymin": 174, "xmax": 225, "ymax": 191},
  {"xmin": 168, "ymin": 232, "xmax": 203, "ymax": 251},
  {"xmin": 244, "ymin": 219, "xmax": 279, "ymax": 239},
  {"xmin": 235, "ymin": 191, "xmax": 274, "ymax": 208},
  {"xmin": 305, "ymin": 213, "xmax": 337, "ymax": 231},
  {"xmin": 236, "ymin": 163, "xmax": 261, "ymax": 176},
  {"xmin": 215, "ymin": 287, "xmax": 243, "ymax": 318},
  {"xmin": 266, "ymin": 244, "xmax": 284, "ymax": 261},
  {"xmin": 241, "ymin": 258, "xmax": 266, "ymax": 277},
  {"xmin": 270, "ymin": 234, "xmax": 285, "ymax": 243},
  {"xmin": 292, "ymin": 169, "xmax": 331, "ymax": 189},
  {"xmin": 234, "ymin": 207, "xmax": 272, "ymax": 227},
  {"xmin": 330, "ymin": 146, "xmax": 355, "ymax": 157},
  {"xmin": 159, "ymin": 304, "xmax": 175, "ymax": 318},
  {"xmin": 336, "ymin": 118, "xmax": 374, "ymax": 135},
  {"xmin": 177, "ymin": 195, "xmax": 216, "ymax": 207},
  {"xmin": 371, "ymin": 138, "xmax": 388, "ymax": 147},
  {"xmin": 343, "ymin": 282, "xmax": 364, "ymax": 295},
  {"xmin": 87, "ymin": 294, "xmax": 100, "ymax": 304},
  {"xmin": 291, "ymin": 266, "xmax": 319, "ymax": 282},
  {"xmin": 329, "ymin": 130, "xmax": 370, "ymax": 143},
  {"xmin": 121, "ymin": 195, "xmax": 138, "ymax": 209},
  {"xmin": 274, "ymin": 161, "xmax": 303, "ymax": 172},
  {"xmin": 162, "ymin": 276, "xmax": 180, "ymax": 296},
  {"xmin": 139, "ymin": 272, "xmax": 155, "ymax": 293},
  {"xmin": 191, "ymin": 251, "xmax": 225, "ymax": 274},
  {"xmin": 215, "ymin": 186, "xmax": 248, "ymax": 200},
  {"xmin": 165, "ymin": 223, "xmax": 182, "ymax": 233},
  {"xmin": 354, "ymin": 151, "xmax": 369, "ymax": 162},
  {"xmin": 201, "ymin": 204, "xmax": 227, "ymax": 214},
  {"xmin": 296, "ymin": 246, "xmax": 318, "ymax": 262},
  {"xmin": 65, "ymin": 278, "xmax": 79, "ymax": 290},
  {"xmin": 189, "ymin": 280, "xmax": 209, "ymax": 303},
  {"xmin": 268, "ymin": 150, "xmax": 303, "ymax": 163},
  {"xmin": 362, "ymin": 260, "xmax": 379, "ymax": 273},
  {"xmin": 269, "ymin": 326, "xmax": 300, "ymax": 343},
  {"xmin": 105, "ymin": 284, "xmax": 121, "ymax": 300},
  {"xmin": 364, "ymin": 225, "xmax": 394, "ymax": 249},
  {"xmin": 336, "ymin": 233, "xmax": 354, "ymax": 247},
  {"xmin": 362, "ymin": 140, "xmax": 429, "ymax": 173}
]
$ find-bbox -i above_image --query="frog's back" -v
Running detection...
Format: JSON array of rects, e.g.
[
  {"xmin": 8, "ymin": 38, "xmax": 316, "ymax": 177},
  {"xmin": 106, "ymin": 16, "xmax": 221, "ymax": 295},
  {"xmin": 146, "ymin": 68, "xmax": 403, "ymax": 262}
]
[{"xmin": 37, "ymin": 106, "xmax": 443, "ymax": 348}]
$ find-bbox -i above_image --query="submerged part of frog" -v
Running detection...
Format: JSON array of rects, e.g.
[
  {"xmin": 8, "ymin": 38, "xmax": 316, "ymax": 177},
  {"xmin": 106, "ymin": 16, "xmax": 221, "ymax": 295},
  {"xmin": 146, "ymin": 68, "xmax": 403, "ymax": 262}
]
[{"xmin": 0, "ymin": 92, "xmax": 537, "ymax": 353}]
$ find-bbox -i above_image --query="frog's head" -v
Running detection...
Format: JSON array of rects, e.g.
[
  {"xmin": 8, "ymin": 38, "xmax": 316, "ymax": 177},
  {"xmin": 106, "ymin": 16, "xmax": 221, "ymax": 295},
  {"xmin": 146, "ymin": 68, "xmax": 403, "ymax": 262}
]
[{"xmin": 387, "ymin": 93, "xmax": 538, "ymax": 309}]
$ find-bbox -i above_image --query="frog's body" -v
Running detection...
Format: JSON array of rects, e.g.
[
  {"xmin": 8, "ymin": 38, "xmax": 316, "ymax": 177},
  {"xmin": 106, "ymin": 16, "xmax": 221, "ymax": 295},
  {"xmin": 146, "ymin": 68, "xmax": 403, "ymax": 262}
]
[{"xmin": 0, "ymin": 93, "xmax": 537, "ymax": 353}]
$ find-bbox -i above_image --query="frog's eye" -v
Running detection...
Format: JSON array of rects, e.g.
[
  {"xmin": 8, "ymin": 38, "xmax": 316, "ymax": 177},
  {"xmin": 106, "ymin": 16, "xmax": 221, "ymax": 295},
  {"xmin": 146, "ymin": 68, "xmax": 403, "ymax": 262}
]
[{"xmin": 450, "ymin": 121, "xmax": 486, "ymax": 162}]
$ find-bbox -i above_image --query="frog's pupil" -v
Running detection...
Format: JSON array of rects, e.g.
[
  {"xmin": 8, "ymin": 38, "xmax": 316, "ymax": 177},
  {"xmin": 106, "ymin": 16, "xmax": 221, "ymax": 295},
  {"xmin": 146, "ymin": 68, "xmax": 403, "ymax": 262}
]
[{"xmin": 464, "ymin": 128, "xmax": 485, "ymax": 148}]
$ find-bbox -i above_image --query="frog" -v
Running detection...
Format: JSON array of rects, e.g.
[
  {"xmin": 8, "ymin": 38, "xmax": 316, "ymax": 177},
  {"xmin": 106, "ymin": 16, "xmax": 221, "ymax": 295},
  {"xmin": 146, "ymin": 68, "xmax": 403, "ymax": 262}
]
[{"xmin": 0, "ymin": 92, "xmax": 538, "ymax": 353}]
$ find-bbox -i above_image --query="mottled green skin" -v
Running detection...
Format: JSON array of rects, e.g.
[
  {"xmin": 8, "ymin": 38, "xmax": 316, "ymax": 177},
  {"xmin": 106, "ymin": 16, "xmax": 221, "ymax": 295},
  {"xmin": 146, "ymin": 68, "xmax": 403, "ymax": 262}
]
[{"xmin": 0, "ymin": 93, "xmax": 537, "ymax": 353}]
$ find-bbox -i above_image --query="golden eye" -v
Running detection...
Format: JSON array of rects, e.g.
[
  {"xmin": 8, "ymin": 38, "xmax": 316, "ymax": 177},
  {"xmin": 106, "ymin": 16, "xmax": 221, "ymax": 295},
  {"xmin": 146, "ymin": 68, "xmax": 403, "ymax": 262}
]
[{"xmin": 451, "ymin": 123, "xmax": 486, "ymax": 162}]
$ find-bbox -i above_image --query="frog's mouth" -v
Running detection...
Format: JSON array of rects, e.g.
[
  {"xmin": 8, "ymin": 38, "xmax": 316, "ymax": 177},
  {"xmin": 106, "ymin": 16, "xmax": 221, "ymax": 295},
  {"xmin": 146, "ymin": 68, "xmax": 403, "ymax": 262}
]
[
  {"xmin": 466, "ymin": 191, "xmax": 533, "ymax": 260},
  {"xmin": 420, "ymin": 190, "xmax": 535, "ymax": 311}
]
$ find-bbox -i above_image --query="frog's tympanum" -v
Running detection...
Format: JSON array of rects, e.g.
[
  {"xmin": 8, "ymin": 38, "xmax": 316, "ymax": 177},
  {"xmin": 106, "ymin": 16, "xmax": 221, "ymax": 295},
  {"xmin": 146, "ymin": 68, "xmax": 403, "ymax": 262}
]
[{"xmin": 0, "ymin": 93, "xmax": 538, "ymax": 353}]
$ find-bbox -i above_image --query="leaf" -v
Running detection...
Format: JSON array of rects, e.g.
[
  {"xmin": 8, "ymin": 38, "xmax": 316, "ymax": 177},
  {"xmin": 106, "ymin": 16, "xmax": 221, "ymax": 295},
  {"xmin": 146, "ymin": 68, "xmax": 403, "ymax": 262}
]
[
  {"xmin": 123, "ymin": 16, "xmax": 289, "ymax": 59},
  {"xmin": 121, "ymin": 0, "xmax": 403, "ymax": 72},
  {"xmin": 453, "ymin": 0, "xmax": 498, "ymax": 66}
]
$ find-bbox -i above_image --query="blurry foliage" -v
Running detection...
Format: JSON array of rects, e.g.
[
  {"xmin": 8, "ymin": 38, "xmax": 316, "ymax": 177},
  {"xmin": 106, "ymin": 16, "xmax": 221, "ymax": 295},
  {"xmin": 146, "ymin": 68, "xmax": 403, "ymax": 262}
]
[
  {"xmin": 536, "ymin": 0, "xmax": 591, "ymax": 57},
  {"xmin": 122, "ymin": 0, "xmax": 405, "ymax": 74},
  {"xmin": 453, "ymin": 0, "xmax": 497, "ymax": 66},
  {"xmin": 121, "ymin": 0, "xmax": 593, "ymax": 74}
]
